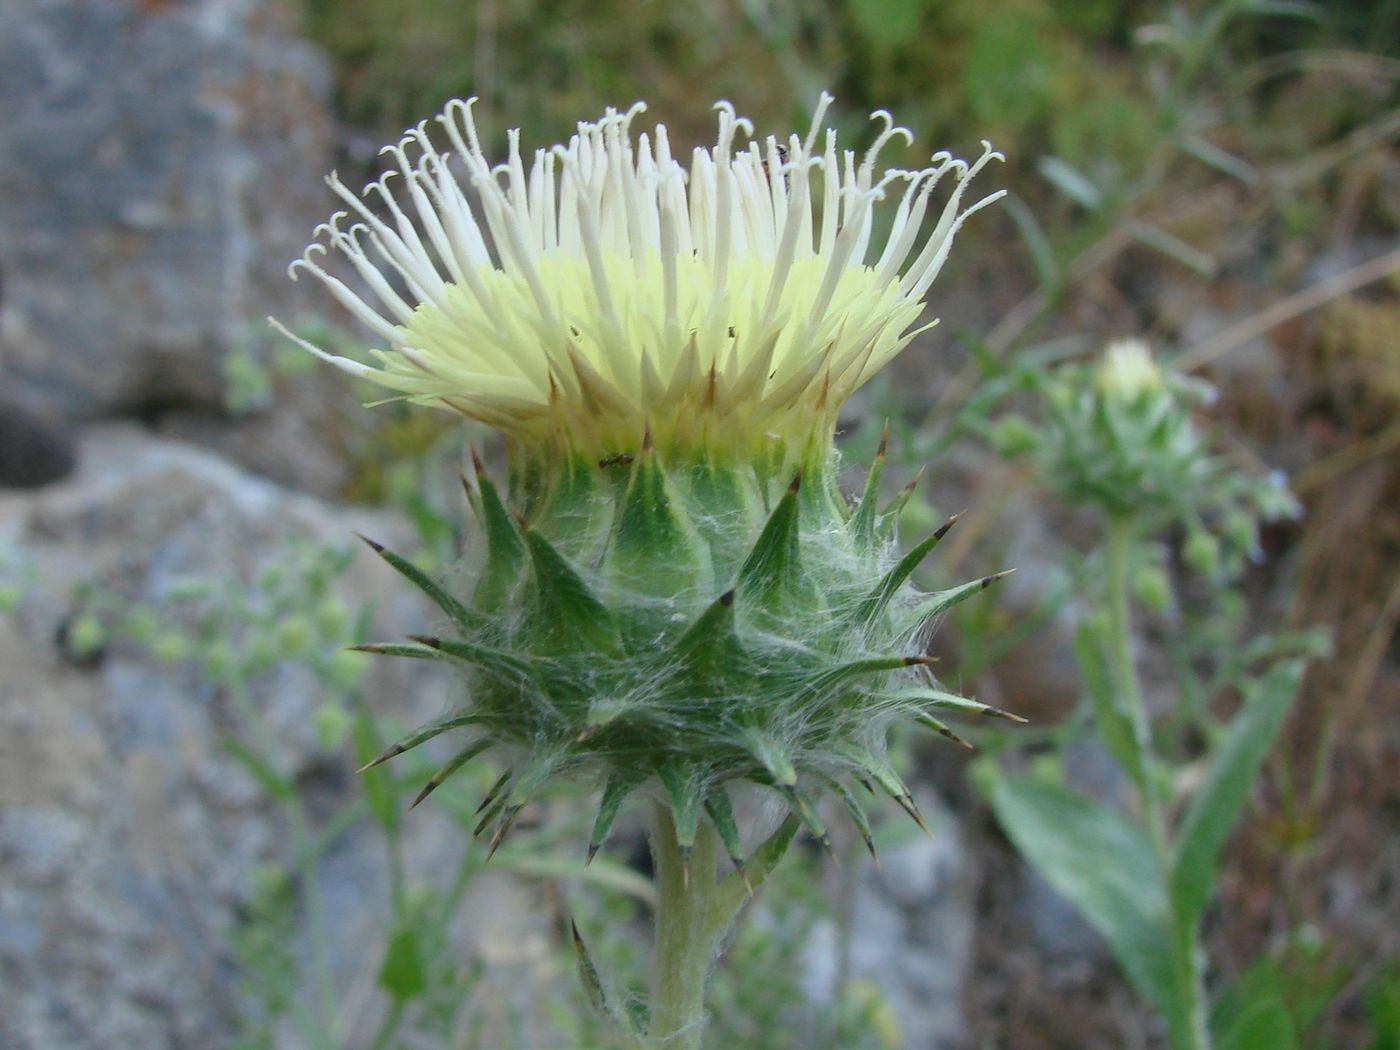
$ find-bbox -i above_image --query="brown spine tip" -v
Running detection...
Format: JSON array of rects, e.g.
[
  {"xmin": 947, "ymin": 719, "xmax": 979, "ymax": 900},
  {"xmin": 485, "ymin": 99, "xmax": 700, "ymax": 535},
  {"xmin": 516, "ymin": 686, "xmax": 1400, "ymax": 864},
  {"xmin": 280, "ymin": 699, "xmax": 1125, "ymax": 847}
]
[
  {"xmin": 897, "ymin": 794, "xmax": 933, "ymax": 837},
  {"xmin": 905, "ymin": 655, "xmax": 941, "ymax": 667},
  {"xmin": 474, "ymin": 771, "xmax": 510, "ymax": 815},
  {"xmin": 356, "ymin": 745, "xmax": 404, "ymax": 774},
  {"xmin": 788, "ymin": 470, "xmax": 803, "ymax": 494},
  {"xmin": 898, "ymin": 466, "xmax": 927, "ymax": 497},
  {"xmin": 642, "ymin": 424, "xmax": 654, "ymax": 452},
  {"xmin": 585, "ymin": 843, "xmax": 600, "ymax": 868},
  {"xmin": 405, "ymin": 634, "xmax": 443, "ymax": 650},
  {"xmin": 354, "ymin": 532, "xmax": 385, "ymax": 554},
  {"xmin": 946, "ymin": 728, "xmax": 975, "ymax": 750},
  {"xmin": 933, "ymin": 511, "xmax": 964, "ymax": 541},
  {"xmin": 485, "ymin": 806, "xmax": 523, "ymax": 861},
  {"xmin": 863, "ymin": 834, "xmax": 881, "ymax": 869},
  {"xmin": 982, "ymin": 568, "xmax": 1017, "ymax": 590},
  {"xmin": 510, "ymin": 507, "xmax": 532, "ymax": 530},
  {"xmin": 407, "ymin": 779, "xmax": 439, "ymax": 812},
  {"xmin": 472, "ymin": 808, "xmax": 496, "ymax": 838},
  {"xmin": 877, "ymin": 419, "xmax": 890, "ymax": 458},
  {"xmin": 719, "ymin": 589, "xmax": 736, "ymax": 607},
  {"xmin": 984, "ymin": 704, "xmax": 1030, "ymax": 724},
  {"xmin": 470, "ymin": 445, "xmax": 486, "ymax": 477}
]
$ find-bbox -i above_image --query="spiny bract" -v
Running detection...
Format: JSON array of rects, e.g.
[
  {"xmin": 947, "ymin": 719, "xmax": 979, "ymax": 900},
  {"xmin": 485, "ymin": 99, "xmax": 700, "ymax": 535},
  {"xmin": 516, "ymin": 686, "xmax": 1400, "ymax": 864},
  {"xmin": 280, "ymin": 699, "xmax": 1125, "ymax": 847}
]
[
  {"xmin": 356, "ymin": 431, "xmax": 1019, "ymax": 870},
  {"xmin": 281, "ymin": 94, "xmax": 1017, "ymax": 871}
]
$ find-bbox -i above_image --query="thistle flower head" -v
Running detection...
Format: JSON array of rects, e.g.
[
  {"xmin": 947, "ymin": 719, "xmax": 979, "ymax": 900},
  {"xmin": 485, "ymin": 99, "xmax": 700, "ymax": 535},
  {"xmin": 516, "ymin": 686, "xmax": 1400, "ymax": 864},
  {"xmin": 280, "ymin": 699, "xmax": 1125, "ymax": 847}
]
[
  {"xmin": 275, "ymin": 95, "xmax": 1003, "ymax": 465},
  {"xmin": 288, "ymin": 96, "xmax": 1016, "ymax": 873}
]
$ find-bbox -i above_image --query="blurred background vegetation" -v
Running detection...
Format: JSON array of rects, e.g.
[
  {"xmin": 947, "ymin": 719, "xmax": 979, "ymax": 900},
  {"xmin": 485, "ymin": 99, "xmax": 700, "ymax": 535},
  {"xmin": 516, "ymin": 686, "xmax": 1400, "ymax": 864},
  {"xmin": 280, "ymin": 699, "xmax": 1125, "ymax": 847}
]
[
  {"xmin": 29, "ymin": 0, "xmax": 1388, "ymax": 1046},
  {"xmin": 247, "ymin": 0, "xmax": 1399, "ymax": 1045}
]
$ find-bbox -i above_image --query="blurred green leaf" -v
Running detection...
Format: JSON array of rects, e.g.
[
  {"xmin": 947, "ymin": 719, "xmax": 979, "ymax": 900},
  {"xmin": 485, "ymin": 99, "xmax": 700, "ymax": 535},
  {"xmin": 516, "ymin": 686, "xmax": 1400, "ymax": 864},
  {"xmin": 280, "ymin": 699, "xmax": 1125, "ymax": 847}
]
[
  {"xmin": 966, "ymin": 16, "xmax": 1053, "ymax": 130},
  {"xmin": 1074, "ymin": 619, "xmax": 1143, "ymax": 782},
  {"xmin": 1216, "ymin": 996, "xmax": 1297, "ymax": 1050},
  {"xmin": 378, "ymin": 925, "xmax": 429, "ymax": 1001},
  {"xmin": 986, "ymin": 772, "xmax": 1178, "ymax": 1015},
  {"xmin": 1171, "ymin": 659, "xmax": 1304, "ymax": 929},
  {"xmin": 1037, "ymin": 156, "xmax": 1103, "ymax": 210},
  {"xmin": 845, "ymin": 0, "xmax": 923, "ymax": 47},
  {"xmin": 223, "ymin": 737, "xmax": 293, "ymax": 801}
]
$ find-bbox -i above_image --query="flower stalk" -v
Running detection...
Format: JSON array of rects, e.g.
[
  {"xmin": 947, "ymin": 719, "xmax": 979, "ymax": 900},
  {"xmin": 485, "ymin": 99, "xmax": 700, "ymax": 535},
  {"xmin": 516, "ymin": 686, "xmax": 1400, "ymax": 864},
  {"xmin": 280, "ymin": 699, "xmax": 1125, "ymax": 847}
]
[{"xmin": 279, "ymin": 93, "xmax": 1010, "ymax": 1045}]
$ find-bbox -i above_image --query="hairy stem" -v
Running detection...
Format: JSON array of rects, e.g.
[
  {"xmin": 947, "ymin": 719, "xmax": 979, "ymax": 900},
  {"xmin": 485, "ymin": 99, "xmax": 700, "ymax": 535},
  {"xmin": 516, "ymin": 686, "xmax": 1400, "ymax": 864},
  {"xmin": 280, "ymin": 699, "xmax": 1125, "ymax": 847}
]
[
  {"xmin": 1104, "ymin": 516, "xmax": 1210, "ymax": 1050},
  {"xmin": 648, "ymin": 807, "xmax": 728, "ymax": 1050}
]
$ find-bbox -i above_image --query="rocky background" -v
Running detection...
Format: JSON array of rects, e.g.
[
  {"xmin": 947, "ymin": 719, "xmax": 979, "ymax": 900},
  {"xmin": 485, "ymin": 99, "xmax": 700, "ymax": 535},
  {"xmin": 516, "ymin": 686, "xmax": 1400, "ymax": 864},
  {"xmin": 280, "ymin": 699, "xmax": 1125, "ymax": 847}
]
[{"xmin": 1, "ymin": 1, "xmax": 1397, "ymax": 1048}]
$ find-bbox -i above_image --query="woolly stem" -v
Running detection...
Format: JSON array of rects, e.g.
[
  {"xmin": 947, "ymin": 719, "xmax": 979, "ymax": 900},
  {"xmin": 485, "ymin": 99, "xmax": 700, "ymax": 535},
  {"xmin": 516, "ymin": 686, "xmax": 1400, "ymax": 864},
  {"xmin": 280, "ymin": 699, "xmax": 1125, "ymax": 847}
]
[
  {"xmin": 1104, "ymin": 516, "xmax": 1210, "ymax": 1050},
  {"xmin": 647, "ymin": 806, "xmax": 730, "ymax": 1050}
]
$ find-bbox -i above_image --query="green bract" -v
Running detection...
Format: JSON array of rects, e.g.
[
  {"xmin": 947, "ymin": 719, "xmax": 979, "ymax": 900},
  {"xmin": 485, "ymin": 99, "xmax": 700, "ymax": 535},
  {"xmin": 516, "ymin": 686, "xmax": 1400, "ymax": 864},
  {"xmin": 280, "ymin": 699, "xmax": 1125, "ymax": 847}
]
[{"xmin": 356, "ymin": 430, "xmax": 1017, "ymax": 869}]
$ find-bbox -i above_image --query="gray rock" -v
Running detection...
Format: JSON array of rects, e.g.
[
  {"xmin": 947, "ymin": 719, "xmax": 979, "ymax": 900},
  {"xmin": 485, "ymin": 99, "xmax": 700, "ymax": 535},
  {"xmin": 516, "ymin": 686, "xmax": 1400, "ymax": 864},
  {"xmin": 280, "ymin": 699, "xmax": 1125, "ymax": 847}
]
[
  {"xmin": 803, "ymin": 790, "xmax": 975, "ymax": 1049},
  {"xmin": 0, "ymin": 0, "xmax": 332, "ymax": 419},
  {"xmin": 0, "ymin": 425, "xmax": 455, "ymax": 1050}
]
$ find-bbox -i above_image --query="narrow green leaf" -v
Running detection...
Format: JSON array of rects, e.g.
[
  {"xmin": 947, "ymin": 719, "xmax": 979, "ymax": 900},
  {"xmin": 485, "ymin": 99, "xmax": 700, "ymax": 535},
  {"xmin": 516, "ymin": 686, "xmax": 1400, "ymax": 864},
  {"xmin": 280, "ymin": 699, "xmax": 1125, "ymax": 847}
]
[
  {"xmin": 853, "ymin": 513, "xmax": 961, "ymax": 626},
  {"xmin": 782, "ymin": 786, "xmax": 834, "ymax": 858},
  {"xmin": 703, "ymin": 787, "xmax": 746, "ymax": 873},
  {"xmin": 658, "ymin": 764, "xmax": 703, "ymax": 854},
  {"xmin": 222, "ymin": 737, "xmax": 293, "ymax": 800},
  {"xmin": 407, "ymin": 738, "xmax": 491, "ymax": 811},
  {"xmin": 1172, "ymin": 660, "xmax": 1304, "ymax": 928},
  {"xmin": 987, "ymin": 773, "xmax": 1177, "ymax": 1015},
  {"xmin": 1216, "ymin": 996, "xmax": 1296, "ymax": 1050},
  {"xmin": 896, "ymin": 571, "xmax": 1014, "ymax": 637},
  {"xmin": 806, "ymin": 653, "xmax": 935, "ymax": 694},
  {"xmin": 889, "ymin": 686, "xmax": 1027, "ymax": 723},
  {"xmin": 571, "ymin": 919, "xmax": 610, "ymax": 1018},
  {"xmin": 357, "ymin": 712, "xmax": 480, "ymax": 772},
  {"xmin": 470, "ymin": 450, "xmax": 526, "ymax": 611},
  {"xmin": 719, "ymin": 814, "xmax": 800, "ymax": 908},
  {"xmin": 824, "ymin": 776, "xmax": 879, "ymax": 863},
  {"xmin": 912, "ymin": 710, "xmax": 974, "ymax": 749},
  {"xmin": 588, "ymin": 771, "xmax": 640, "ymax": 865},
  {"xmin": 848, "ymin": 421, "xmax": 889, "ymax": 550},
  {"xmin": 347, "ymin": 641, "xmax": 446, "ymax": 662},
  {"xmin": 1038, "ymin": 156, "xmax": 1103, "ymax": 210},
  {"xmin": 1073, "ymin": 621, "xmax": 1143, "ymax": 783},
  {"xmin": 877, "ymin": 467, "xmax": 925, "ymax": 542},
  {"xmin": 356, "ymin": 534, "xmax": 483, "ymax": 635},
  {"xmin": 407, "ymin": 634, "xmax": 537, "ymax": 682}
]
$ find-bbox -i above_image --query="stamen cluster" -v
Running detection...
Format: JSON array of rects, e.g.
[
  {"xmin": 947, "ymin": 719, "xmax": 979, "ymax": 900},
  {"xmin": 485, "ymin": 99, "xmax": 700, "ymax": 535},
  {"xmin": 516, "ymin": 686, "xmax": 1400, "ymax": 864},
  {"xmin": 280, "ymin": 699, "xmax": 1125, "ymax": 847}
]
[{"xmin": 274, "ymin": 95, "xmax": 1003, "ymax": 464}]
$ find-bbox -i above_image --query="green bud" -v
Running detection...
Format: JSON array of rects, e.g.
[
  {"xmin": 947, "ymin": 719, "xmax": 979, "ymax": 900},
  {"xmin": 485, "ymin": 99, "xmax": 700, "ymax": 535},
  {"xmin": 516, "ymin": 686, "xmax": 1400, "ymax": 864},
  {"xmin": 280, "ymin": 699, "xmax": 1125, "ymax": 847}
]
[
  {"xmin": 67, "ymin": 613, "xmax": 107, "ymax": 660},
  {"xmin": 326, "ymin": 648, "xmax": 367, "ymax": 691},
  {"xmin": 276, "ymin": 617, "xmax": 313, "ymax": 658},
  {"xmin": 151, "ymin": 632, "xmax": 193, "ymax": 664},
  {"xmin": 257, "ymin": 564, "xmax": 287, "ymax": 593},
  {"xmin": 165, "ymin": 577, "xmax": 213, "ymax": 603},
  {"xmin": 313, "ymin": 598, "xmax": 349, "ymax": 641},
  {"xmin": 314, "ymin": 703, "xmax": 353, "ymax": 751},
  {"xmin": 1184, "ymin": 529, "xmax": 1220, "ymax": 578},
  {"xmin": 123, "ymin": 608, "xmax": 161, "ymax": 644},
  {"xmin": 990, "ymin": 415, "xmax": 1040, "ymax": 458},
  {"xmin": 1133, "ymin": 563, "xmax": 1172, "ymax": 612}
]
